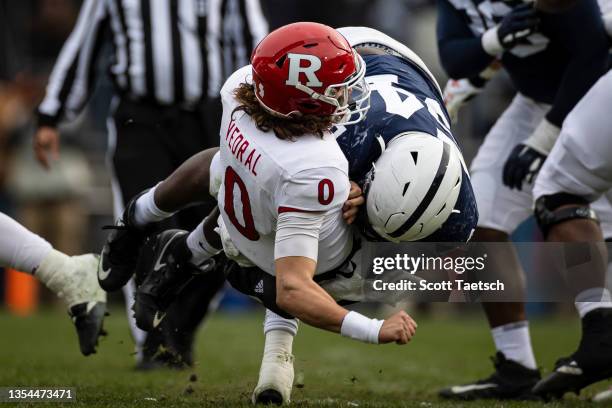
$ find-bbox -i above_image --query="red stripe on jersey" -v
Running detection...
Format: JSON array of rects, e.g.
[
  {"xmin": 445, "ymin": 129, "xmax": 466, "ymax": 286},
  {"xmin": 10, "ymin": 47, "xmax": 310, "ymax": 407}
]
[{"xmin": 278, "ymin": 206, "xmax": 317, "ymax": 214}]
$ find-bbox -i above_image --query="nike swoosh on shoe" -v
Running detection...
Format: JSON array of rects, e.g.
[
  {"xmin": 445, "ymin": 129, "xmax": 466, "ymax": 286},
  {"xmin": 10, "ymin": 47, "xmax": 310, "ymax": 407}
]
[{"xmin": 450, "ymin": 383, "xmax": 498, "ymax": 394}]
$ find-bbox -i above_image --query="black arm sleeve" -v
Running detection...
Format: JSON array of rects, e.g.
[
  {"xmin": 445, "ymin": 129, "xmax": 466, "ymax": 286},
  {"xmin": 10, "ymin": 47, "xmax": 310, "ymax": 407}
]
[
  {"xmin": 544, "ymin": 0, "xmax": 609, "ymax": 126},
  {"xmin": 436, "ymin": 0, "xmax": 496, "ymax": 79}
]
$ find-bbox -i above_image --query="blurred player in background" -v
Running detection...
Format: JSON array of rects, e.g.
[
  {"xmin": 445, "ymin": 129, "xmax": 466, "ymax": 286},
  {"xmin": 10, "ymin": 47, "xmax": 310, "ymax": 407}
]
[
  {"xmin": 531, "ymin": 69, "xmax": 612, "ymax": 398},
  {"xmin": 33, "ymin": 0, "xmax": 267, "ymax": 369},
  {"xmin": 0, "ymin": 212, "xmax": 106, "ymax": 356},
  {"xmin": 436, "ymin": 0, "xmax": 610, "ymax": 400}
]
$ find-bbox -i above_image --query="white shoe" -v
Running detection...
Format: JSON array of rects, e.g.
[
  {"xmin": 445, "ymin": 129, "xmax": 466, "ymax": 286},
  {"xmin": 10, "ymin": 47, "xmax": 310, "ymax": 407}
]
[
  {"xmin": 37, "ymin": 251, "xmax": 107, "ymax": 355},
  {"xmin": 252, "ymin": 350, "xmax": 294, "ymax": 405},
  {"xmin": 593, "ymin": 387, "xmax": 612, "ymax": 402}
]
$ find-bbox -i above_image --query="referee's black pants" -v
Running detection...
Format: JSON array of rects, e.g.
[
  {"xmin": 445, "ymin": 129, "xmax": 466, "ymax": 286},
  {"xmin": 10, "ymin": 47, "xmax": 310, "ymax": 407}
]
[{"xmin": 109, "ymin": 97, "xmax": 225, "ymax": 365}]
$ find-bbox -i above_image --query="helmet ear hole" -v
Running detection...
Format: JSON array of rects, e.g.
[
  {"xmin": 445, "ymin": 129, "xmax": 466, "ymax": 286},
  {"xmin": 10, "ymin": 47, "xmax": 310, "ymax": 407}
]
[{"xmin": 303, "ymin": 42, "xmax": 318, "ymax": 48}]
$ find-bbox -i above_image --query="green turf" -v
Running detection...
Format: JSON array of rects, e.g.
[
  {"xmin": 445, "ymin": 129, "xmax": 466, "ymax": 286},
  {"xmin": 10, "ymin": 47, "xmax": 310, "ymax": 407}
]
[{"xmin": 0, "ymin": 307, "xmax": 609, "ymax": 407}]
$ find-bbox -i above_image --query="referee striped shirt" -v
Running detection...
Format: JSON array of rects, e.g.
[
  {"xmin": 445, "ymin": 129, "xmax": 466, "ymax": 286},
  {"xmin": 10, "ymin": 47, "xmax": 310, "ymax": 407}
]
[{"xmin": 37, "ymin": 0, "xmax": 268, "ymax": 127}]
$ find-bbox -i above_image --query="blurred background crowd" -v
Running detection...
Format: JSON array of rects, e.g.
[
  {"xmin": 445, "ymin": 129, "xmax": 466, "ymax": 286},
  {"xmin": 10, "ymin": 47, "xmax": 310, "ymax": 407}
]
[{"xmin": 0, "ymin": 0, "xmax": 520, "ymax": 313}]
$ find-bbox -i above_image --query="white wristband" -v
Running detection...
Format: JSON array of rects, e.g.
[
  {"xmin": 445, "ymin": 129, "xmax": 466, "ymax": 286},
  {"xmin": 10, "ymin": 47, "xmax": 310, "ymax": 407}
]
[
  {"xmin": 340, "ymin": 311, "xmax": 384, "ymax": 344},
  {"xmin": 481, "ymin": 26, "xmax": 504, "ymax": 56},
  {"xmin": 524, "ymin": 119, "xmax": 561, "ymax": 155}
]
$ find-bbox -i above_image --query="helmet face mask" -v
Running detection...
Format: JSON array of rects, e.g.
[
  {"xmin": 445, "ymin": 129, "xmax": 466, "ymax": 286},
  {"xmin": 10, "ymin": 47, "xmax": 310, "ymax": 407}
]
[
  {"xmin": 325, "ymin": 53, "xmax": 371, "ymax": 125},
  {"xmin": 251, "ymin": 22, "xmax": 370, "ymax": 125},
  {"xmin": 295, "ymin": 53, "xmax": 371, "ymax": 125}
]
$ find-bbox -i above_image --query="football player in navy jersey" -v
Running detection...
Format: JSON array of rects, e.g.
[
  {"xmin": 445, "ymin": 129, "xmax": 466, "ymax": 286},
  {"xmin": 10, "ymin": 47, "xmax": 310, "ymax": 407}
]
[
  {"xmin": 332, "ymin": 27, "xmax": 478, "ymax": 245},
  {"xmin": 436, "ymin": 0, "xmax": 612, "ymax": 400}
]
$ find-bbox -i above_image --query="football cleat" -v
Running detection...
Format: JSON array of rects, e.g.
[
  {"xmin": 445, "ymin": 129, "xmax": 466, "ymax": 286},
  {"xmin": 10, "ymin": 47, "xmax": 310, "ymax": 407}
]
[
  {"xmin": 533, "ymin": 308, "xmax": 612, "ymax": 399},
  {"xmin": 69, "ymin": 301, "xmax": 107, "ymax": 356},
  {"xmin": 98, "ymin": 191, "xmax": 149, "ymax": 291},
  {"xmin": 133, "ymin": 229, "xmax": 211, "ymax": 332},
  {"xmin": 252, "ymin": 350, "xmax": 295, "ymax": 405},
  {"xmin": 439, "ymin": 352, "xmax": 541, "ymax": 400},
  {"xmin": 38, "ymin": 251, "xmax": 107, "ymax": 356},
  {"xmin": 136, "ymin": 327, "xmax": 195, "ymax": 370}
]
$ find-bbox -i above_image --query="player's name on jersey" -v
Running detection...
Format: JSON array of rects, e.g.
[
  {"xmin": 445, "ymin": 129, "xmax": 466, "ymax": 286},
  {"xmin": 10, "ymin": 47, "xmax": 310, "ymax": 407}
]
[
  {"xmin": 225, "ymin": 119, "xmax": 262, "ymax": 176},
  {"xmin": 372, "ymin": 279, "xmax": 505, "ymax": 292}
]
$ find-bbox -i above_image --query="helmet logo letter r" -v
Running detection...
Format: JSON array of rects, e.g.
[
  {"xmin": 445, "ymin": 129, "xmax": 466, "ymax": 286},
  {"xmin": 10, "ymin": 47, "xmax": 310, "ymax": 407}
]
[{"xmin": 285, "ymin": 53, "xmax": 323, "ymax": 87}]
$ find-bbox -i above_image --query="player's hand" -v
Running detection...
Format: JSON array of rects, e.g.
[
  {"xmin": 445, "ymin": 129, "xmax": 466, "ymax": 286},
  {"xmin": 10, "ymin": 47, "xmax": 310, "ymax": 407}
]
[
  {"xmin": 502, "ymin": 143, "xmax": 546, "ymax": 191},
  {"xmin": 378, "ymin": 310, "xmax": 417, "ymax": 345},
  {"xmin": 497, "ymin": 3, "xmax": 540, "ymax": 50},
  {"xmin": 443, "ymin": 78, "xmax": 483, "ymax": 124},
  {"xmin": 33, "ymin": 126, "xmax": 60, "ymax": 170},
  {"xmin": 343, "ymin": 181, "xmax": 364, "ymax": 225}
]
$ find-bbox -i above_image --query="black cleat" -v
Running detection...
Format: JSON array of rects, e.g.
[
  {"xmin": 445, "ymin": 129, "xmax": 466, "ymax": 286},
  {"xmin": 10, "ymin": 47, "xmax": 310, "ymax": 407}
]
[
  {"xmin": 533, "ymin": 308, "xmax": 612, "ymax": 399},
  {"xmin": 136, "ymin": 327, "xmax": 193, "ymax": 370},
  {"xmin": 439, "ymin": 352, "xmax": 541, "ymax": 400},
  {"xmin": 98, "ymin": 191, "xmax": 150, "ymax": 291},
  {"xmin": 133, "ymin": 229, "xmax": 212, "ymax": 332},
  {"xmin": 254, "ymin": 389, "xmax": 284, "ymax": 405},
  {"xmin": 69, "ymin": 301, "xmax": 107, "ymax": 356}
]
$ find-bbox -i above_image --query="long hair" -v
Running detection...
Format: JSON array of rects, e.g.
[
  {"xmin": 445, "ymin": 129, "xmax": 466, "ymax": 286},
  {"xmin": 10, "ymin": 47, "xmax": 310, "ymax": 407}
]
[{"xmin": 232, "ymin": 83, "xmax": 334, "ymax": 140}]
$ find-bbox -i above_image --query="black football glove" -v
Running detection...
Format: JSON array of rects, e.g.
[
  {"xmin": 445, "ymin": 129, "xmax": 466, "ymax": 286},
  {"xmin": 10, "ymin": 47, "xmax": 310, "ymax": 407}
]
[
  {"xmin": 497, "ymin": 3, "xmax": 540, "ymax": 49},
  {"xmin": 502, "ymin": 143, "xmax": 546, "ymax": 191}
]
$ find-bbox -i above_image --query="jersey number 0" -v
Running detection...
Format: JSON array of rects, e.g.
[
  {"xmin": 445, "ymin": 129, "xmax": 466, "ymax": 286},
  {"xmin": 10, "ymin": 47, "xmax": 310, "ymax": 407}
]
[{"xmin": 224, "ymin": 166, "xmax": 260, "ymax": 241}]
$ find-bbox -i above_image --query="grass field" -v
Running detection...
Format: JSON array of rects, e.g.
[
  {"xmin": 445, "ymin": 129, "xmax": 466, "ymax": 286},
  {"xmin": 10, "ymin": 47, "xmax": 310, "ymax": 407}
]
[{"xmin": 0, "ymin": 307, "xmax": 610, "ymax": 407}]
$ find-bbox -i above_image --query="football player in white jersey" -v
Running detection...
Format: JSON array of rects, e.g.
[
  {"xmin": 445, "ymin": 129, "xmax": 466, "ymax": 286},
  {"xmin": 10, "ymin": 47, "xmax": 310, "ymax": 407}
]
[
  {"xmin": 100, "ymin": 22, "xmax": 417, "ymax": 356},
  {"xmin": 0, "ymin": 212, "xmax": 106, "ymax": 355}
]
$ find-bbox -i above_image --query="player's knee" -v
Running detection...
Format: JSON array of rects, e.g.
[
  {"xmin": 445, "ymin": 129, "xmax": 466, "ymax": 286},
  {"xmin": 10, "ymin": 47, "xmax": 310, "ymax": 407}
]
[{"xmin": 535, "ymin": 193, "xmax": 599, "ymax": 239}]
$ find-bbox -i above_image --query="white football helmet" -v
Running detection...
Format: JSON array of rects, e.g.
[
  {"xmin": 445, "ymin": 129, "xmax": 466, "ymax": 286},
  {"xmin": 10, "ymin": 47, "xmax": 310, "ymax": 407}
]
[{"xmin": 365, "ymin": 133, "xmax": 463, "ymax": 242}]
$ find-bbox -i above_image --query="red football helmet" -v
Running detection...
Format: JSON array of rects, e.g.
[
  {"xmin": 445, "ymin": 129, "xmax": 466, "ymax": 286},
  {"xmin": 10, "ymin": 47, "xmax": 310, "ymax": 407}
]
[{"xmin": 251, "ymin": 22, "xmax": 370, "ymax": 125}]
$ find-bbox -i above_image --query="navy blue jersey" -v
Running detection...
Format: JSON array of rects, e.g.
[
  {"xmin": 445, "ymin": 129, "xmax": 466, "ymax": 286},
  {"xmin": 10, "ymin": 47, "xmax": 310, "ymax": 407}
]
[
  {"xmin": 437, "ymin": 0, "xmax": 609, "ymax": 126},
  {"xmin": 335, "ymin": 54, "xmax": 478, "ymax": 242}
]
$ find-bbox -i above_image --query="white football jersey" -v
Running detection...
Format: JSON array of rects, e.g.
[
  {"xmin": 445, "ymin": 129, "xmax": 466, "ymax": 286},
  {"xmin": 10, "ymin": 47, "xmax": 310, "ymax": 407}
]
[{"xmin": 213, "ymin": 65, "xmax": 353, "ymax": 275}]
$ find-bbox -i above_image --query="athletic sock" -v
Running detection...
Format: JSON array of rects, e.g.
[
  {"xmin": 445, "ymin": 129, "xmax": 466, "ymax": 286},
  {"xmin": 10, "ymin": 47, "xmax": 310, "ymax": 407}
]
[
  {"xmin": 35, "ymin": 249, "xmax": 72, "ymax": 298},
  {"xmin": 491, "ymin": 321, "xmax": 537, "ymax": 370},
  {"xmin": 0, "ymin": 212, "xmax": 52, "ymax": 273},
  {"xmin": 260, "ymin": 309, "xmax": 298, "ymax": 376},
  {"xmin": 133, "ymin": 184, "xmax": 175, "ymax": 227},
  {"xmin": 186, "ymin": 218, "xmax": 221, "ymax": 266},
  {"xmin": 264, "ymin": 329, "xmax": 294, "ymax": 356},
  {"xmin": 264, "ymin": 309, "xmax": 299, "ymax": 337},
  {"xmin": 575, "ymin": 287, "xmax": 612, "ymax": 318}
]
